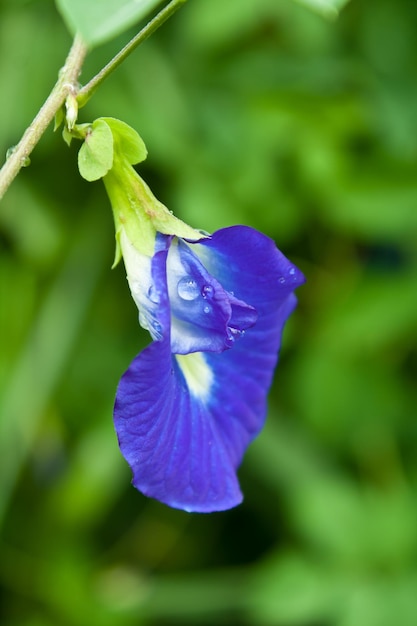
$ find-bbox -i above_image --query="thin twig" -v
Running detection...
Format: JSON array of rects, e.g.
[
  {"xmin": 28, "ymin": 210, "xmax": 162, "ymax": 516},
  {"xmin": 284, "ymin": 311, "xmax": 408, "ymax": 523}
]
[
  {"xmin": 0, "ymin": 34, "xmax": 88, "ymax": 202},
  {"xmin": 0, "ymin": 0, "xmax": 189, "ymax": 201}
]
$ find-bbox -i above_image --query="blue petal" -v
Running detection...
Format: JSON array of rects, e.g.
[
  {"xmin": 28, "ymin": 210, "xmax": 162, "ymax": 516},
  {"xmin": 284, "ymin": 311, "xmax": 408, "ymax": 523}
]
[
  {"xmin": 195, "ymin": 225, "xmax": 305, "ymax": 467},
  {"xmin": 114, "ymin": 340, "xmax": 243, "ymax": 512},
  {"xmin": 158, "ymin": 236, "xmax": 257, "ymax": 354},
  {"xmin": 114, "ymin": 226, "xmax": 304, "ymax": 512}
]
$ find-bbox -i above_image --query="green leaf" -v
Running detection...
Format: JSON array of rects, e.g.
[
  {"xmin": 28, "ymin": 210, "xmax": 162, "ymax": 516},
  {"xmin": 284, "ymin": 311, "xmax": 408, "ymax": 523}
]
[
  {"xmin": 293, "ymin": 0, "xmax": 351, "ymax": 19},
  {"xmin": 62, "ymin": 126, "xmax": 73, "ymax": 147},
  {"xmin": 101, "ymin": 117, "xmax": 148, "ymax": 164},
  {"xmin": 55, "ymin": 0, "xmax": 164, "ymax": 47},
  {"xmin": 54, "ymin": 107, "xmax": 65, "ymax": 132},
  {"xmin": 78, "ymin": 119, "xmax": 114, "ymax": 182}
]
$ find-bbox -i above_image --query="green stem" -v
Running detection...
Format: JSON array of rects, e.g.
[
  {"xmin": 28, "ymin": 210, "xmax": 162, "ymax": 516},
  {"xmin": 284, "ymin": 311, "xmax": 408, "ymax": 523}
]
[
  {"xmin": 0, "ymin": 34, "xmax": 88, "ymax": 202},
  {"xmin": 77, "ymin": 0, "xmax": 188, "ymax": 107},
  {"xmin": 0, "ymin": 0, "xmax": 188, "ymax": 202}
]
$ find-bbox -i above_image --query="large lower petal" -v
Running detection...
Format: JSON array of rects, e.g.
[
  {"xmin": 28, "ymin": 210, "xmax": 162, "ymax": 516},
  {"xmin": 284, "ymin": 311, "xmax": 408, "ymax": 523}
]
[{"xmin": 114, "ymin": 339, "xmax": 243, "ymax": 512}]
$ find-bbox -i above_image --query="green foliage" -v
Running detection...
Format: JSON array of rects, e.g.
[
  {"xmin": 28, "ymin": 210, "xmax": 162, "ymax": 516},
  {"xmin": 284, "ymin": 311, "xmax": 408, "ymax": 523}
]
[
  {"xmin": 1, "ymin": 0, "xmax": 417, "ymax": 625},
  {"xmin": 294, "ymin": 0, "xmax": 351, "ymax": 18},
  {"xmin": 56, "ymin": 0, "xmax": 164, "ymax": 46}
]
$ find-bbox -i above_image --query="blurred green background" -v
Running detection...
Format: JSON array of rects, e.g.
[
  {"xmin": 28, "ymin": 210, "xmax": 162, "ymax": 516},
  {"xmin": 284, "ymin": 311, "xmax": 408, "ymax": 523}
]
[{"xmin": 1, "ymin": 0, "xmax": 417, "ymax": 624}]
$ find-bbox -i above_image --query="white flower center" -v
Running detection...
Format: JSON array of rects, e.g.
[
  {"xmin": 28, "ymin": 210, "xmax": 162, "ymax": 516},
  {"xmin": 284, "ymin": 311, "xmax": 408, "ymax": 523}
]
[{"xmin": 175, "ymin": 352, "xmax": 213, "ymax": 401}]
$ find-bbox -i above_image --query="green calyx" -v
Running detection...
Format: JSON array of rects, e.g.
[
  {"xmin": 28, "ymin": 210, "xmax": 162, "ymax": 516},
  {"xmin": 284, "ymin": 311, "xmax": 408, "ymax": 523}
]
[{"xmin": 74, "ymin": 117, "xmax": 204, "ymax": 262}]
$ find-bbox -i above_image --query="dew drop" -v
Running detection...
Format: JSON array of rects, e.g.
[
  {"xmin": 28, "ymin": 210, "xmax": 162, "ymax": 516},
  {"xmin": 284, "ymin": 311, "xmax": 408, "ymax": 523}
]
[
  {"xmin": 147, "ymin": 285, "xmax": 159, "ymax": 303},
  {"xmin": 201, "ymin": 284, "xmax": 214, "ymax": 299},
  {"xmin": 203, "ymin": 305, "xmax": 211, "ymax": 314},
  {"xmin": 227, "ymin": 328, "xmax": 237, "ymax": 344},
  {"xmin": 278, "ymin": 277, "xmax": 286, "ymax": 284},
  {"xmin": 227, "ymin": 327, "xmax": 246, "ymax": 343},
  {"xmin": 150, "ymin": 319, "xmax": 163, "ymax": 340},
  {"xmin": 151, "ymin": 320, "xmax": 162, "ymax": 334},
  {"xmin": 288, "ymin": 267, "xmax": 296, "ymax": 276},
  {"xmin": 177, "ymin": 276, "xmax": 200, "ymax": 301}
]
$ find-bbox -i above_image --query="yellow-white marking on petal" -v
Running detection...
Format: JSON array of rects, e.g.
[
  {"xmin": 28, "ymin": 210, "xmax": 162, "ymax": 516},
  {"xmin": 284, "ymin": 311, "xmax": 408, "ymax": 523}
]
[{"xmin": 176, "ymin": 352, "xmax": 213, "ymax": 401}]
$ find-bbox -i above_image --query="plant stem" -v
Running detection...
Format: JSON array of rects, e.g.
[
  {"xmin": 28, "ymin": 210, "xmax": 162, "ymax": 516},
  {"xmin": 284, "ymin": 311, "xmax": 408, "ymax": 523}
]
[
  {"xmin": 77, "ymin": 0, "xmax": 188, "ymax": 107},
  {"xmin": 0, "ymin": 34, "xmax": 88, "ymax": 202},
  {"xmin": 0, "ymin": 0, "xmax": 188, "ymax": 201}
]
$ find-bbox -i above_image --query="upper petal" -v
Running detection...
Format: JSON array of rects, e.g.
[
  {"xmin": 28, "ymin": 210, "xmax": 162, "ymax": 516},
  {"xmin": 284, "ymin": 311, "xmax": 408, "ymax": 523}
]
[
  {"xmin": 165, "ymin": 237, "xmax": 257, "ymax": 354},
  {"xmin": 197, "ymin": 225, "xmax": 305, "ymax": 464},
  {"xmin": 194, "ymin": 225, "xmax": 305, "ymax": 311}
]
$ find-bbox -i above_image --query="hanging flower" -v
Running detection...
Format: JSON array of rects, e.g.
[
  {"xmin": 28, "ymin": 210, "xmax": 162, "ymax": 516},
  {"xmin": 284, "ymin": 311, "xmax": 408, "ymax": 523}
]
[
  {"xmin": 76, "ymin": 117, "xmax": 305, "ymax": 512},
  {"xmin": 115, "ymin": 225, "xmax": 304, "ymax": 512}
]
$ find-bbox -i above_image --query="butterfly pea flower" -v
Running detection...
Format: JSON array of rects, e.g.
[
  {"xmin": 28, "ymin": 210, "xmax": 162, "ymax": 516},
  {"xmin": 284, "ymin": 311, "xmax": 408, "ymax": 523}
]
[
  {"xmin": 115, "ymin": 225, "xmax": 304, "ymax": 513},
  {"xmin": 78, "ymin": 118, "xmax": 305, "ymax": 512}
]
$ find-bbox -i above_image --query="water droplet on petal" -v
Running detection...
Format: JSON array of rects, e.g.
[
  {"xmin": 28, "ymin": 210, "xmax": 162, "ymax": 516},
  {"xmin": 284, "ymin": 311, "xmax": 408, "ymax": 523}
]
[
  {"xmin": 151, "ymin": 320, "xmax": 162, "ymax": 335},
  {"xmin": 178, "ymin": 276, "xmax": 200, "ymax": 301},
  {"xmin": 201, "ymin": 284, "xmax": 214, "ymax": 299},
  {"xmin": 147, "ymin": 285, "xmax": 160, "ymax": 303},
  {"xmin": 227, "ymin": 327, "xmax": 246, "ymax": 344},
  {"xmin": 139, "ymin": 311, "xmax": 162, "ymax": 339},
  {"xmin": 278, "ymin": 277, "xmax": 286, "ymax": 284},
  {"xmin": 288, "ymin": 267, "xmax": 296, "ymax": 276},
  {"xmin": 203, "ymin": 305, "xmax": 211, "ymax": 314}
]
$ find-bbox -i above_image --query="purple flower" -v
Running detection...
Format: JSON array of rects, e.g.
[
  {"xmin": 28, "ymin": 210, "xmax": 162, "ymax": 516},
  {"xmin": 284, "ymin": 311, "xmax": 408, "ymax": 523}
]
[
  {"xmin": 79, "ymin": 117, "xmax": 305, "ymax": 512},
  {"xmin": 114, "ymin": 225, "xmax": 304, "ymax": 513}
]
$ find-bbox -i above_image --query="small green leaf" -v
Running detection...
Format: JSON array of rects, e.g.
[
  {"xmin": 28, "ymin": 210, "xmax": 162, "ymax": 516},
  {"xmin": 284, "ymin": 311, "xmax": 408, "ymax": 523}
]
[
  {"xmin": 55, "ymin": 0, "xmax": 164, "ymax": 47},
  {"xmin": 54, "ymin": 107, "xmax": 65, "ymax": 131},
  {"xmin": 101, "ymin": 117, "xmax": 147, "ymax": 164},
  {"xmin": 78, "ymin": 120, "xmax": 114, "ymax": 182},
  {"xmin": 62, "ymin": 127, "xmax": 73, "ymax": 147}
]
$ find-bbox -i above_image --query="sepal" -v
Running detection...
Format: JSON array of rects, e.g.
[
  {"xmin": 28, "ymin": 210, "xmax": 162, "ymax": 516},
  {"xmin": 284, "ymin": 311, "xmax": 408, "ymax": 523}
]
[
  {"xmin": 54, "ymin": 106, "xmax": 65, "ymax": 131},
  {"xmin": 78, "ymin": 119, "xmax": 114, "ymax": 181}
]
